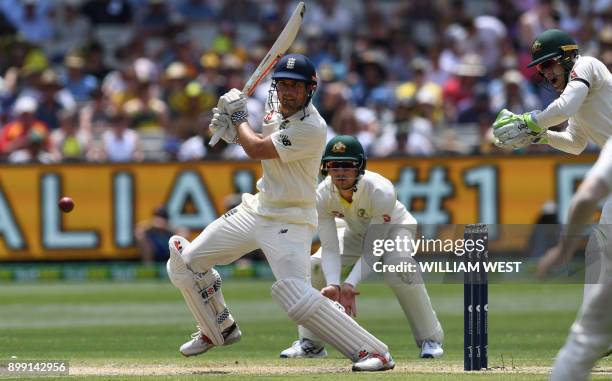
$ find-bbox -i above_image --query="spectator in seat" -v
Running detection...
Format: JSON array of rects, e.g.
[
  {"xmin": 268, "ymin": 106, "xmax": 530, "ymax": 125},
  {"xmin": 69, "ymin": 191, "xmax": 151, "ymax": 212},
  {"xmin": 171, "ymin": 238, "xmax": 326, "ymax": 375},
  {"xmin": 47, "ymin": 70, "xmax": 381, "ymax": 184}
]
[
  {"xmin": 49, "ymin": 108, "xmax": 90, "ymax": 162},
  {"xmin": 0, "ymin": 95, "xmax": 49, "ymax": 159},
  {"xmin": 101, "ymin": 112, "xmax": 142, "ymax": 162},
  {"xmin": 62, "ymin": 54, "xmax": 99, "ymax": 103}
]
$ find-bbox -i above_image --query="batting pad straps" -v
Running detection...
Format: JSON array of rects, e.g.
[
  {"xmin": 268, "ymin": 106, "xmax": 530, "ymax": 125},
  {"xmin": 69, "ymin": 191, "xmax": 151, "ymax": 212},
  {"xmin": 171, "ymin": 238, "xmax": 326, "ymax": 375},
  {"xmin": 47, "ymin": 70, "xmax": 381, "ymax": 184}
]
[
  {"xmin": 271, "ymin": 278, "xmax": 388, "ymax": 361},
  {"xmin": 167, "ymin": 235, "xmax": 234, "ymax": 346}
]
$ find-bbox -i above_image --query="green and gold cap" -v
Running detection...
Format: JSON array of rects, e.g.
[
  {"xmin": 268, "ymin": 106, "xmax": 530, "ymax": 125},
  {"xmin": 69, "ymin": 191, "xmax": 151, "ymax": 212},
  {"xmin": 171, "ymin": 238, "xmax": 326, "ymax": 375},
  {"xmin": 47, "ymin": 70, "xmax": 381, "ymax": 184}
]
[
  {"xmin": 528, "ymin": 29, "xmax": 578, "ymax": 68},
  {"xmin": 321, "ymin": 135, "xmax": 367, "ymax": 175}
]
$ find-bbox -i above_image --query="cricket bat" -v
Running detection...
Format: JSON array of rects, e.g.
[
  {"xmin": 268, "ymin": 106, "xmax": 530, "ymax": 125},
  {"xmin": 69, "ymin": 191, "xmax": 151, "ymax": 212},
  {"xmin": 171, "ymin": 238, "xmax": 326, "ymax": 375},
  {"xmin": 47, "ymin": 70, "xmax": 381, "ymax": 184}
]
[{"xmin": 209, "ymin": 1, "xmax": 306, "ymax": 146}]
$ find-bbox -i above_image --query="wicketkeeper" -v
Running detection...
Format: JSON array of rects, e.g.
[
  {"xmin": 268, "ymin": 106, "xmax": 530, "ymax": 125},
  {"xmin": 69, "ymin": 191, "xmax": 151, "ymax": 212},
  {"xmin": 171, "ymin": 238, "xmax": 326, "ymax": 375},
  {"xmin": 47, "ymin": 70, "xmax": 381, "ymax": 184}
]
[
  {"xmin": 492, "ymin": 27, "xmax": 612, "ymax": 304},
  {"xmin": 492, "ymin": 28, "xmax": 611, "ymax": 154},
  {"xmin": 280, "ymin": 135, "xmax": 444, "ymax": 360},
  {"xmin": 166, "ymin": 54, "xmax": 395, "ymax": 372}
]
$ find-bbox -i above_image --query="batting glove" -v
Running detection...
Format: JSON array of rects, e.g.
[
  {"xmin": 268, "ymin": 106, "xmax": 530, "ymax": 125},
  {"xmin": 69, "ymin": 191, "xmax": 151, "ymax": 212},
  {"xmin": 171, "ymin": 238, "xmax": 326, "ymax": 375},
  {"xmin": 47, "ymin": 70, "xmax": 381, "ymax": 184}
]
[
  {"xmin": 218, "ymin": 89, "xmax": 248, "ymax": 126},
  {"xmin": 209, "ymin": 107, "xmax": 238, "ymax": 144}
]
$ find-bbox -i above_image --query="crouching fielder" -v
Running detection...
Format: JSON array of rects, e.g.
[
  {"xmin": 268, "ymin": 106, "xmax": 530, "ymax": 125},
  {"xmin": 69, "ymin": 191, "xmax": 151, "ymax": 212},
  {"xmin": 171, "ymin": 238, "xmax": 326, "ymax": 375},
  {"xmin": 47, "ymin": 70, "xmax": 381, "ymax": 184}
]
[
  {"xmin": 280, "ymin": 135, "xmax": 444, "ymax": 360},
  {"xmin": 167, "ymin": 55, "xmax": 394, "ymax": 371}
]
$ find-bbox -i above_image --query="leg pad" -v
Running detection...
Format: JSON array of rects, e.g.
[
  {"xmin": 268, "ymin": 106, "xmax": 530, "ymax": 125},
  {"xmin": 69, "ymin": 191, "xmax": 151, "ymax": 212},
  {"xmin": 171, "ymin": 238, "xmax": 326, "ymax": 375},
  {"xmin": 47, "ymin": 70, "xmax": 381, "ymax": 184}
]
[
  {"xmin": 272, "ymin": 277, "xmax": 388, "ymax": 361},
  {"xmin": 167, "ymin": 235, "xmax": 235, "ymax": 346}
]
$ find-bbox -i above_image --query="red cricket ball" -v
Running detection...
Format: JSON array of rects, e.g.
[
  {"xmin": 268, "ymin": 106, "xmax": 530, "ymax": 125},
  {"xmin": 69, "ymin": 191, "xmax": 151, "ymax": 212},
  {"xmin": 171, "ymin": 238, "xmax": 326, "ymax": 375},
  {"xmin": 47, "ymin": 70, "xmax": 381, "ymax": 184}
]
[{"xmin": 58, "ymin": 197, "xmax": 75, "ymax": 213}]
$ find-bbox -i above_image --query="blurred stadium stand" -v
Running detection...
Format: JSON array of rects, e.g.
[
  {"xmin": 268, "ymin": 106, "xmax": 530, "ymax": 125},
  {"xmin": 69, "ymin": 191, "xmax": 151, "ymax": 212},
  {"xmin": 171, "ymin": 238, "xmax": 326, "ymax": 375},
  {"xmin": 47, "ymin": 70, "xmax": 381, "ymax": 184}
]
[{"xmin": 0, "ymin": 0, "xmax": 609, "ymax": 164}]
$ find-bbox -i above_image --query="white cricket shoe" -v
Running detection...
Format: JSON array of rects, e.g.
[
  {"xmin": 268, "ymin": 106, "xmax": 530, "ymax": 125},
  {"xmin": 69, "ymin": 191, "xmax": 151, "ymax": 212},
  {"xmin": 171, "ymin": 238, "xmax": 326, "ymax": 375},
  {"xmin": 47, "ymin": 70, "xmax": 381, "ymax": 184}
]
[
  {"xmin": 179, "ymin": 323, "xmax": 241, "ymax": 357},
  {"xmin": 279, "ymin": 338, "xmax": 327, "ymax": 358},
  {"xmin": 420, "ymin": 340, "xmax": 444, "ymax": 359},
  {"xmin": 352, "ymin": 352, "xmax": 395, "ymax": 372}
]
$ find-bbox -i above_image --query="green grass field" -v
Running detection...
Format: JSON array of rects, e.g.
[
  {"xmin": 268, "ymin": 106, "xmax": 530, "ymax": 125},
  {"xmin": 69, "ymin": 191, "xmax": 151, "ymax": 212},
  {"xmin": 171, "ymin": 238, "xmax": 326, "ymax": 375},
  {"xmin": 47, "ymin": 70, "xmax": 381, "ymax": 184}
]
[{"xmin": 0, "ymin": 280, "xmax": 610, "ymax": 380}]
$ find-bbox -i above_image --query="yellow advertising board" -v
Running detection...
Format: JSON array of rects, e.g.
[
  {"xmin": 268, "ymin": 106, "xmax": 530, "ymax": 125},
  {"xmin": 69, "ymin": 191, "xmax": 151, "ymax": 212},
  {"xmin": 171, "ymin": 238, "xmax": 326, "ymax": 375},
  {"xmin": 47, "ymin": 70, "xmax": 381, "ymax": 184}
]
[{"xmin": 0, "ymin": 154, "xmax": 598, "ymax": 261}]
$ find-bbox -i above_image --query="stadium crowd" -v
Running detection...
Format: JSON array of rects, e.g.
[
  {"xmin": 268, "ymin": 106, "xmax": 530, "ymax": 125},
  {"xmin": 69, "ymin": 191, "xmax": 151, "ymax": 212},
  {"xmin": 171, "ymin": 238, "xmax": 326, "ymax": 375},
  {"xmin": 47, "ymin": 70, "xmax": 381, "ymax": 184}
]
[{"xmin": 0, "ymin": 0, "xmax": 610, "ymax": 163}]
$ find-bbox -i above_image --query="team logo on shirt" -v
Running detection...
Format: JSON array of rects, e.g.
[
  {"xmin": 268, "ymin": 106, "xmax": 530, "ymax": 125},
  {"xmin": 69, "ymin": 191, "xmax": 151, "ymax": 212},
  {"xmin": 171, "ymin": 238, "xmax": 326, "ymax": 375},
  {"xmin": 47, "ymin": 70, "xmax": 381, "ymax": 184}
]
[
  {"xmin": 331, "ymin": 211, "xmax": 344, "ymax": 218},
  {"xmin": 264, "ymin": 112, "xmax": 275, "ymax": 122},
  {"xmin": 331, "ymin": 142, "xmax": 346, "ymax": 153},
  {"xmin": 357, "ymin": 208, "xmax": 369, "ymax": 218},
  {"xmin": 280, "ymin": 134, "xmax": 292, "ymax": 146},
  {"xmin": 570, "ymin": 70, "xmax": 577, "ymax": 79},
  {"xmin": 382, "ymin": 214, "xmax": 391, "ymax": 223}
]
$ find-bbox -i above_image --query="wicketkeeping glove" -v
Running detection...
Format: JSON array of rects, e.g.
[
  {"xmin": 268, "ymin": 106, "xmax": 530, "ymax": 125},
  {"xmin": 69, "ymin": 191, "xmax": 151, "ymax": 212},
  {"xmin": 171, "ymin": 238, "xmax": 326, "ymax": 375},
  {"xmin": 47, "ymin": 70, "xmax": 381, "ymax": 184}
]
[
  {"xmin": 218, "ymin": 88, "xmax": 248, "ymax": 126},
  {"xmin": 492, "ymin": 109, "xmax": 545, "ymax": 149},
  {"xmin": 209, "ymin": 107, "xmax": 237, "ymax": 144}
]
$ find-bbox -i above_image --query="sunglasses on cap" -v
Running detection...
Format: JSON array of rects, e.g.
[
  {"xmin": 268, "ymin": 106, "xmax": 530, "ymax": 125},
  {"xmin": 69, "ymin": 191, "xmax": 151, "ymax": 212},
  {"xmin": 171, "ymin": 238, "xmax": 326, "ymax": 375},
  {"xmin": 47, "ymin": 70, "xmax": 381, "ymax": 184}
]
[{"xmin": 326, "ymin": 161, "xmax": 359, "ymax": 169}]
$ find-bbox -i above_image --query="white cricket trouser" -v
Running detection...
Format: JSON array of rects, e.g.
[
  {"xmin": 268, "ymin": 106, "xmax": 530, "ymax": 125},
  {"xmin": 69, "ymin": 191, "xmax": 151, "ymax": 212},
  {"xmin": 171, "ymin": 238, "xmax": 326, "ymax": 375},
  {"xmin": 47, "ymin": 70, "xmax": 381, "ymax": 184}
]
[
  {"xmin": 182, "ymin": 204, "xmax": 391, "ymax": 361},
  {"xmin": 584, "ymin": 196, "xmax": 612, "ymax": 295},
  {"xmin": 300, "ymin": 227, "xmax": 444, "ymax": 347},
  {"xmin": 552, "ymin": 197, "xmax": 612, "ymax": 380},
  {"xmin": 550, "ymin": 283, "xmax": 612, "ymax": 381},
  {"xmin": 181, "ymin": 203, "xmax": 313, "ymax": 282}
]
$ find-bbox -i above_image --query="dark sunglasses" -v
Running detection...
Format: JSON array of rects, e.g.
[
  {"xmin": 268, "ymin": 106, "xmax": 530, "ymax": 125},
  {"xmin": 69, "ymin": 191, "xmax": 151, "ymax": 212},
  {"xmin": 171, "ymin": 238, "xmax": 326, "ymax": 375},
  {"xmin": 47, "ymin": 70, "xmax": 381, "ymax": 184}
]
[
  {"xmin": 535, "ymin": 59, "xmax": 557, "ymax": 72},
  {"xmin": 326, "ymin": 161, "xmax": 358, "ymax": 169}
]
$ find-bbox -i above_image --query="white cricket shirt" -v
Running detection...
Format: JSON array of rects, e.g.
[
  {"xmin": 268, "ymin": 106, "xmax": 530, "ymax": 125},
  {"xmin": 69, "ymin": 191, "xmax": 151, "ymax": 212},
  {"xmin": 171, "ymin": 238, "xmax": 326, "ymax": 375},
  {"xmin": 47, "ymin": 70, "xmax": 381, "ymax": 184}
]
[
  {"xmin": 537, "ymin": 56, "xmax": 612, "ymax": 153},
  {"xmin": 317, "ymin": 170, "xmax": 416, "ymax": 247},
  {"xmin": 317, "ymin": 170, "xmax": 417, "ymax": 285},
  {"xmin": 241, "ymin": 103, "xmax": 327, "ymax": 227}
]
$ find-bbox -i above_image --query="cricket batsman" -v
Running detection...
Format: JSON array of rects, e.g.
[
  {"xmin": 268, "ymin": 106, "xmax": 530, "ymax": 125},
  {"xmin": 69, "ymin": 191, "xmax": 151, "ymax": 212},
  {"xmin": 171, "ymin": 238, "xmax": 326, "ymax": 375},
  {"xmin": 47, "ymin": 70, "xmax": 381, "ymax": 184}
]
[
  {"xmin": 166, "ymin": 54, "xmax": 395, "ymax": 371},
  {"xmin": 492, "ymin": 28, "xmax": 612, "ymax": 376},
  {"xmin": 280, "ymin": 135, "xmax": 444, "ymax": 359}
]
